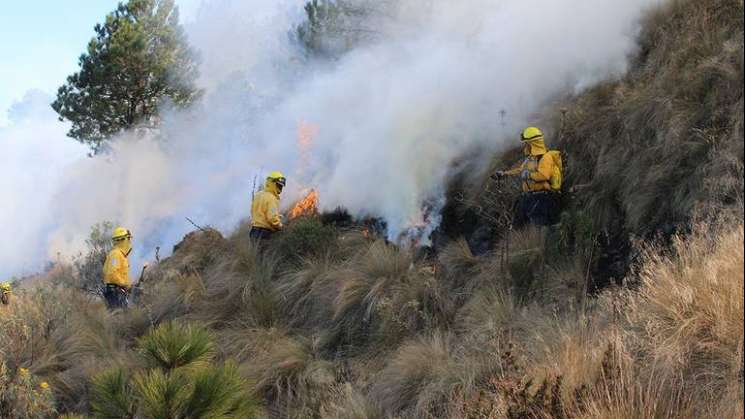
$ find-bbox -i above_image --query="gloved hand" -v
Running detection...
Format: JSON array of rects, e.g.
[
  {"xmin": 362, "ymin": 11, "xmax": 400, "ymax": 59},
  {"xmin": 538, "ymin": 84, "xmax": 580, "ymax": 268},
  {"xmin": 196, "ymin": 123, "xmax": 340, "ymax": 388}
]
[
  {"xmin": 520, "ymin": 169, "xmax": 531, "ymax": 180},
  {"xmin": 490, "ymin": 170, "xmax": 505, "ymax": 180}
]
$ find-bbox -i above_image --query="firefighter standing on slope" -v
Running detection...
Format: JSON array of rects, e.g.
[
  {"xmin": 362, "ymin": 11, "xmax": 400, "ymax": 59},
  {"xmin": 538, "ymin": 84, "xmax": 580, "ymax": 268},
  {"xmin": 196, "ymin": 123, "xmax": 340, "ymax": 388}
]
[
  {"xmin": 102, "ymin": 227, "xmax": 133, "ymax": 309},
  {"xmin": 1, "ymin": 282, "xmax": 11, "ymax": 305},
  {"xmin": 493, "ymin": 127, "xmax": 563, "ymax": 227},
  {"xmin": 250, "ymin": 171, "xmax": 286, "ymax": 240}
]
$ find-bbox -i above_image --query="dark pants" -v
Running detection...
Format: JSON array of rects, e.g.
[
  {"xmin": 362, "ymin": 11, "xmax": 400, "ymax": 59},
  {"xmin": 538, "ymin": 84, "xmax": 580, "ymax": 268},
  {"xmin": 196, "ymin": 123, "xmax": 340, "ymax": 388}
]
[
  {"xmin": 103, "ymin": 284, "xmax": 129, "ymax": 309},
  {"xmin": 249, "ymin": 227, "xmax": 274, "ymax": 241},
  {"xmin": 514, "ymin": 192, "xmax": 559, "ymax": 228}
]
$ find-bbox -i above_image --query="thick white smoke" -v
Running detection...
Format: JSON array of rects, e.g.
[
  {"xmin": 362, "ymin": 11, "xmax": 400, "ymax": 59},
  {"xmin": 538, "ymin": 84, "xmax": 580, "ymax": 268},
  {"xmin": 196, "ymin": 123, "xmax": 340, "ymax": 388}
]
[
  {"xmin": 1, "ymin": 0, "xmax": 660, "ymax": 279},
  {"xmin": 0, "ymin": 91, "xmax": 87, "ymax": 277}
]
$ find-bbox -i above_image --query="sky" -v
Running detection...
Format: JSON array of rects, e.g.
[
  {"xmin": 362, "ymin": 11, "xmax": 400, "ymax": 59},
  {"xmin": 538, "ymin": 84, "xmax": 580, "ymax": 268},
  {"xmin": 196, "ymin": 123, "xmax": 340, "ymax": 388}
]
[{"xmin": 0, "ymin": 0, "xmax": 202, "ymax": 126}]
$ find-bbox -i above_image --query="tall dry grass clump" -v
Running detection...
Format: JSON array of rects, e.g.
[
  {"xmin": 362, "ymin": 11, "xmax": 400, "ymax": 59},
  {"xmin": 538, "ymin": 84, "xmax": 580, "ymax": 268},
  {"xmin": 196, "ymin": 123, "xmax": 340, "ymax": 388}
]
[
  {"xmin": 621, "ymin": 222, "xmax": 744, "ymax": 417},
  {"xmin": 370, "ymin": 332, "xmax": 480, "ymax": 418},
  {"xmin": 320, "ymin": 240, "xmax": 450, "ymax": 353}
]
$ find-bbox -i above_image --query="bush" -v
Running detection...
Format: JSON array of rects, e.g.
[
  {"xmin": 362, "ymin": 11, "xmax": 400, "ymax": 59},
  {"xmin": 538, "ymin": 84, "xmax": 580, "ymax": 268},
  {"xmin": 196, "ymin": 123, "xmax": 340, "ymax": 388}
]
[
  {"xmin": 194, "ymin": 239, "xmax": 281, "ymax": 328},
  {"xmin": 323, "ymin": 241, "xmax": 442, "ymax": 351},
  {"xmin": 0, "ymin": 363, "xmax": 57, "ymax": 418},
  {"xmin": 89, "ymin": 368, "xmax": 135, "ymax": 418},
  {"xmin": 247, "ymin": 335, "xmax": 336, "ymax": 417},
  {"xmin": 371, "ymin": 332, "xmax": 473, "ymax": 418},
  {"xmin": 72, "ymin": 222, "xmax": 114, "ymax": 291},
  {"xmin": 90, "ymin": 322, "xmax": 261, "ymax": 419},
  {"xmin": 272, "ymin": 217, "xmax": 338, "ymax": 265},
  {"xmin": 137, "ymin": 322, "xmax": 214, "ymax": 371}
]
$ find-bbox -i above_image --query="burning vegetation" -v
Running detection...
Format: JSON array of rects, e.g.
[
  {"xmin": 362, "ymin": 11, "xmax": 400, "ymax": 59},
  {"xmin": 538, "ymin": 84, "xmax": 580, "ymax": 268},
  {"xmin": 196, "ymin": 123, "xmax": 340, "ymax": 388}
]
[{"xmin": 288, "ymin": 189, "xmax": 319, "ymax": 220}]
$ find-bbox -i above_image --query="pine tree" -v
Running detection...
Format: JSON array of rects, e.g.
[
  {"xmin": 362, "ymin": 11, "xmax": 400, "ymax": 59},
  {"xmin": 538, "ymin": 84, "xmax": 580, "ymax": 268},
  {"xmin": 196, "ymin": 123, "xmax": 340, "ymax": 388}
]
[{"xmin": 52, "ymin": 0, "xmax": 200, "ymax": 153}]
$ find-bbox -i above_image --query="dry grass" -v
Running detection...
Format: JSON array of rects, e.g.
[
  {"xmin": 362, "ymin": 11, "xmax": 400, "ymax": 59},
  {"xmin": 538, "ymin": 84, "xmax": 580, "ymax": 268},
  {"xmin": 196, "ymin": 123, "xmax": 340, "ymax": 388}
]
[
  {"xmin": 500, "ymin": 221, "xmax": 743, "ymax": 418},
  {"xmin": 370, "ymin": 332, "xmax": 474, "ymax": 418},
  {"xmin": 555, "ymin": 0, "xmax": 744, "ymax": 235},
  {"xmin": 622, "ymin": 223, "xmax": 744, "ymax": 415},
  {"xmin": 246, "ymin": 334, "xmax": 336, "ymax": 417},
  {"xmin": 320, "ymin": 240, "xmax": 451, "ymax": 353},
  {"xmin": 276, "ymin": 255, "xmax": 338, "ymax": 331}
]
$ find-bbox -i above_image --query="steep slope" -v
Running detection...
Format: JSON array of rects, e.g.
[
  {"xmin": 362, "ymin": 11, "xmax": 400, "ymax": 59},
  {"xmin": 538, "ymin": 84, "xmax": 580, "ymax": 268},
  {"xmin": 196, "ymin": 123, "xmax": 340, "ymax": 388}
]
[{"xmin": 556, "ymin": 0, "xmax": 743, "ymax": 234}]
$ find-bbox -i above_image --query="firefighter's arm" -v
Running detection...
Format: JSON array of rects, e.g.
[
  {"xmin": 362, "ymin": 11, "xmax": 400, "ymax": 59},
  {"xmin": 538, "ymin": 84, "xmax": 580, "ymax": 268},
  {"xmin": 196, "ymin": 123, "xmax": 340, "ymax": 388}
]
[
  {"xmin": 502, "ymin": 161, "xmax": 524, "ymax": 176},
  {"xmin": 103, "ymin": 253, "xmax": 116, "ymax": 284},
  {"xmin": 530, "ymin": 154, "xmax": 554, "ymax": 181}
]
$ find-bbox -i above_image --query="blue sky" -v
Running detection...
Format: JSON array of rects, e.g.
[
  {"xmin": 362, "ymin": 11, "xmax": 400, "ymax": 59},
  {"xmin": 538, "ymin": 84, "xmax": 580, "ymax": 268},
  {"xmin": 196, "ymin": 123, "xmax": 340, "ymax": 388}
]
[{"xmin": 0, "ymin": 0, "xmax": 201, "ymax": 126}]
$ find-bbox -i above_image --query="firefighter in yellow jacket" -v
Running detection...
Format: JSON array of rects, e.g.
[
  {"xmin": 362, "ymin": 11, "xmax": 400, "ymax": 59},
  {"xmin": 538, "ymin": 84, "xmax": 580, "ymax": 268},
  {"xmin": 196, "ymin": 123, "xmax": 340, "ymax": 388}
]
[
  {"xmin": 1, "ymin": 282, "xmax": 11, "ymax": 305},
  {"xmin": 250, "ymin": 171, "xmax": 286, "ymax": 240},
  {"xmin": 494, "ymin": 127, "xmax": 562, "ymax": 227},
  {"xmin": 102, "ymin": 227, "xmax": 133, "ymax": 309}
]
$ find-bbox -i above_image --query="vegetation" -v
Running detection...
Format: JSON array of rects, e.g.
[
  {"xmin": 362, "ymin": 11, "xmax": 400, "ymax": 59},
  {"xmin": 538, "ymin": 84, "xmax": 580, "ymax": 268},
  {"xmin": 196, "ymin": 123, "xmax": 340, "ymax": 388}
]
[
  {"xmin": 554, "ymin": 0, "xmax": 744, "ymax": 236},
  {"xmin": 2, "ymin": 0, "xmax": 743, "ymax": 418},
  {"xmin": 73, "ymin": 222, "xmax": 114, "ymax": 292},
  {"xmin": 88, "ymin": 322, "xmax": 260, "ymax": 419},
  {"xmin": 296, "ymin": 0, "xmax": 387, "ymax": 58},
  {"xmin": 52, "ymin": 0, "xmax": 200, "ymax": 153}
]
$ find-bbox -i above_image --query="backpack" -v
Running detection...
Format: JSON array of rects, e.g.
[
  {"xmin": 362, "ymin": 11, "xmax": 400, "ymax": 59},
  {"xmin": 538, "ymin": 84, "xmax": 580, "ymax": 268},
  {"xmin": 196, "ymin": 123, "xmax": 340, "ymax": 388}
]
[{"xmin": 546, "ymin": 150, "xmax": 563, "ymax": 191}]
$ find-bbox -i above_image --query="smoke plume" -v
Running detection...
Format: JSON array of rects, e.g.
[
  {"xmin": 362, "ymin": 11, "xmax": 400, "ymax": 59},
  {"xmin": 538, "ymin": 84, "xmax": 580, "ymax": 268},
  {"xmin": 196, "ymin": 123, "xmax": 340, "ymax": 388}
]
[{"xmin": 1, "ymin": 0, "xmax": 660, "ymax": 278}]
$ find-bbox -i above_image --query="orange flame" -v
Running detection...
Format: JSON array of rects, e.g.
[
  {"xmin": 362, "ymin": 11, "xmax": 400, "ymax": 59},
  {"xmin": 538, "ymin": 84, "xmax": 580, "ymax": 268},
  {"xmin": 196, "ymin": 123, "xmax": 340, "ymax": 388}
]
[
  {"xmin": 289, "ymin": 189, "xmax": 319, "ymax": 220},
  {"xmin": 297, "ymin": 120, "xmax": 319, "ymax": 178}
]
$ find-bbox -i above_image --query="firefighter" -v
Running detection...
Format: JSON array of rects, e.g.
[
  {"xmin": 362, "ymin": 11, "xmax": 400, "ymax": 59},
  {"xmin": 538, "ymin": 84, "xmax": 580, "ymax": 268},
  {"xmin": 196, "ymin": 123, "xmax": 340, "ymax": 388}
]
[
  {"xmin": 102, "ymin": 227, "xmax": 133, "ymax": 309},
  {"xmin": 250, "ymin": 171, "xmax": 285, "ymax": 240},
  {"xmin": 493, "ymin": 127, "xmax": 563, "ymax": 227},
  {"xmin": 1, "ymin": 282, "xmax": 11, "ymax": 305}
]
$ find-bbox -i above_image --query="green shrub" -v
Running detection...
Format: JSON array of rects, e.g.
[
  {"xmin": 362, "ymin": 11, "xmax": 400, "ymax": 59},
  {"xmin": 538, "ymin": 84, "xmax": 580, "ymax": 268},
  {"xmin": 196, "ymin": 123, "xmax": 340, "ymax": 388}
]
[
  {"xmin": 272, "ymin": 217, "xmax": 338, "ymax": 265},
  {"xmin": 89, "ymin": 368, "xmax": 135, "ymax": 419},
  {"xmin": 132, "ymin": 368, "xmax": 189, "ymax": 419},
  {"xmin": 90, "ymin": 323, "xmax": 261, "ymax": 418},
  {"xmin": 137, "ymin": 322, "xmax": 214, "ymax": 371},
  {"xmin": 183, "ymin": 361, "xmax": 259, "ymax": 418}
]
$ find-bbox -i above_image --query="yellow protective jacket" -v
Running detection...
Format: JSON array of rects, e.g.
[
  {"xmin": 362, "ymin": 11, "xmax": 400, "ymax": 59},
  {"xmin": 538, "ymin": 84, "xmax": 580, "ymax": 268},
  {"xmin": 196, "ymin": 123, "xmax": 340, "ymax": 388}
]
[
  {"xmin": 504, "ymin": 137, "xmax": 555, "ymax": 192},
  {"xmin": 103, "ymin": 242, "xmax": 131, "ymax": 289},
  {"xmin": 251, "ymin": 180, "xmax": 283, "ymax": 231}
]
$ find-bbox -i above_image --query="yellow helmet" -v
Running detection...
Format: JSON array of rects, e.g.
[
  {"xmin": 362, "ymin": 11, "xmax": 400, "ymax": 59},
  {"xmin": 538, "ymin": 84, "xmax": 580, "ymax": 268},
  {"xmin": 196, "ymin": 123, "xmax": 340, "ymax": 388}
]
[
  {"xmin": 267, "ymin": 171, "xmax": 286, "ymax": 188},
  {"xmin": 112, "ymin": 227, "xmax": 132, "ymax": 241},
  {"xmin": 521, "ymin": 127, "xmax": 544, "ymax": 141},
  {"xmin": 0, "ymin": 282, "xmax": 11, "ymax": 292},
  {"xmin": 267, "ymin": 171, "xmax": 285, "ymax": 180}
]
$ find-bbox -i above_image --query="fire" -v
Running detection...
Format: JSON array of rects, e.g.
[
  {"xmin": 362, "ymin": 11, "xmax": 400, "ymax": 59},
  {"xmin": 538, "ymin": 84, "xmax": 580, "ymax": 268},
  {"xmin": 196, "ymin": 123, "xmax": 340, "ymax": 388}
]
[
  {"xmin": 289, "ymin": 189, "xmax": 319, "ymax": 220},
  {"xmin": 297, "ymin": 119, "xmax": 319, "ymax": 179},
  {"xmin": 289, "ymin": 119, "xmax": 320, "ymax": 221}
]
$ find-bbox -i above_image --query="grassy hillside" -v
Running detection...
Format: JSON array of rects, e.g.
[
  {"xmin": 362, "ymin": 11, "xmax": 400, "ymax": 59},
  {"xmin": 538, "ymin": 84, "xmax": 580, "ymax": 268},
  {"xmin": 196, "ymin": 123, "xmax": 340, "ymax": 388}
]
[
  {"xmin": 2, "ymin": 0, "xmax": 743, "ymax": 418},
  {"xmin": 557, "ymin": 0, "xmax": 743, "ymax": 234}
]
